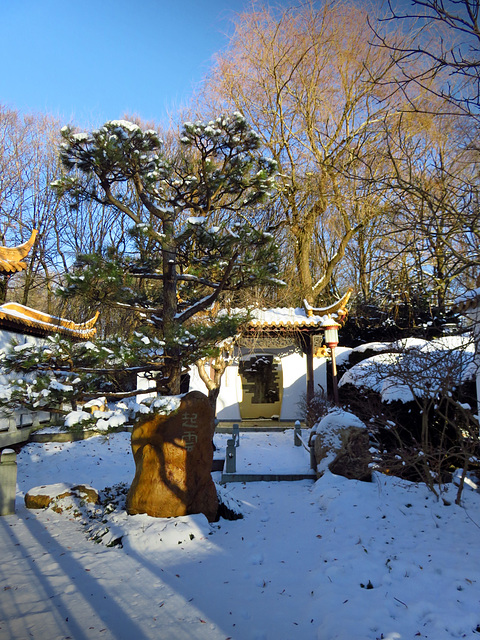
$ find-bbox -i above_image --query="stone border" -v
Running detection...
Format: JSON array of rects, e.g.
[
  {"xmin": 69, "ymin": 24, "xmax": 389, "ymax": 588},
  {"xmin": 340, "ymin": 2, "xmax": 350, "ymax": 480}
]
[
  {"xmin": 220, "ymin": 472, "xmax": 316, "ymax": 483},
  {"xmin": 29, "ymin": 425, "xmax": 133, "ymax": 443}
]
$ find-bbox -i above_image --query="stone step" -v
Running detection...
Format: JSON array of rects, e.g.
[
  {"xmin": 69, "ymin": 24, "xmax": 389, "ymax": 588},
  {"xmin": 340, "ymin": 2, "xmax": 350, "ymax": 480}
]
[{"xmin": 220, "ymin": 472, "xmax": 316, "ymax": 483}]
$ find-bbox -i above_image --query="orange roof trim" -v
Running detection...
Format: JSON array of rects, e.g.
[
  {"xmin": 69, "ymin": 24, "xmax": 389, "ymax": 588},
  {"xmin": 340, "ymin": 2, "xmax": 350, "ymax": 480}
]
[
  {"xmin": 304, "ymin": 288, "xmax": 353, "ymax": 320},
  {"xmin": 0, "ymin": 229, "xmax": 38, "ymax": 273},
  {"xmin": 0, "ymin": 302, "xmax": 99, "ymax": 339},
  {"xmin": 242, "ymin": 289, "xmax": 353, "ymax": 332}
]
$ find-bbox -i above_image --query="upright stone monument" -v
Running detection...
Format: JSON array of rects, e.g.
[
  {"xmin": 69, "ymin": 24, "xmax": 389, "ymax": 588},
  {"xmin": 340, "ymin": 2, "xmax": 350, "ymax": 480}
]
[
  {"xmin": 126, "ymin": 391, "xmax": 219, "ymax": 521},
  {"xmin": 0, "ymin": 449, "xmax": 17, "ymax": 516}
]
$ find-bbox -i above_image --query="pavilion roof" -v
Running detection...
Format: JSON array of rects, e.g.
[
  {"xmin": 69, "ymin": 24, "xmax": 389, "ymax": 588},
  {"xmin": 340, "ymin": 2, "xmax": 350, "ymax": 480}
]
[
  {"xmin": 452, "ymin": 288, "xmax": 480, "ymax": 314},
  {"xmin": 240, "ymin": 289, "xmax": 352, "ymax": 332},
  {"xmin": 0, "ymin": 302, "xmax": 99, "ymax": 340},
  {"xmin": 0, "ymin": 230, "xmax": 38, "ymax": 273}
]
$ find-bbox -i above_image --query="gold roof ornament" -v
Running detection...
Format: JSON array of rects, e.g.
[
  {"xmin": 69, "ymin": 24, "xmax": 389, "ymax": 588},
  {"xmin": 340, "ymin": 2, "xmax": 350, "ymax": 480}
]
[
  {"xmin": 233, "ymin": 289, "xmax": 353, "ymax": 333},
  {"xmin": 0, "ymin": 229, "xmax": 38, "ymax": 273},
  {"xmin": 303, "ymin": 288, "xmax": 353, "ymax": 322},
  {"xmin": 0, "ymin": 302, "xmax": 99, "ymax": 340}
]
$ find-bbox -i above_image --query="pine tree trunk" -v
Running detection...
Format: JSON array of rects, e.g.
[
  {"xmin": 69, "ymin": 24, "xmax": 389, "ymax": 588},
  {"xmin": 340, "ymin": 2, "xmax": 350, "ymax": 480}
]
[{"xmin": 162, "ymin": 215, "xmax": 181, "ymax": 395}]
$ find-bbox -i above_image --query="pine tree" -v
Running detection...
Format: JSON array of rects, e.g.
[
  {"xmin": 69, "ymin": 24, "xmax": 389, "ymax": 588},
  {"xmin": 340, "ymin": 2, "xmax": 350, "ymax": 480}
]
[{"xmin": 51, "ymin": 114, "xmax": 279, "ymax": 395}]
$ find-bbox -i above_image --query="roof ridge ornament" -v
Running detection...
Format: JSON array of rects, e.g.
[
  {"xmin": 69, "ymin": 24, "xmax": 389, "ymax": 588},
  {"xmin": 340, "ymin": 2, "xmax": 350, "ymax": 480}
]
[
  {"xmin": 0, "ymin": 229, "xmax": 38, "ymax": 273},
  {"xmin": 303, "ymin": 287, "xmax": 353, "ymax": 321},
  {"xmin": 0, "ymin": 303, "xmax": 99, "ymax": 339}
]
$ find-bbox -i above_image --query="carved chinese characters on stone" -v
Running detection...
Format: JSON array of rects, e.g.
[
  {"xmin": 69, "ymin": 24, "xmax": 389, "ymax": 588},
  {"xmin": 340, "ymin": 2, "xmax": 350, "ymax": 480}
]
[
  {"xmin": 183, "ymin": 411, "xmax": 198, "ymax": 452},
  {"xmin": 126, "ymin": 391, "xmax": 219, "ymax": 521}
]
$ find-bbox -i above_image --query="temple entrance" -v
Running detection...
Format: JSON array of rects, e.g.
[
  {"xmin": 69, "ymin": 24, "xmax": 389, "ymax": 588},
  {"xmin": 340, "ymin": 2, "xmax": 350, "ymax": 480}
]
[{"xmin": 238, "ymin": 354, "xmax": 283, "ymax": 419}]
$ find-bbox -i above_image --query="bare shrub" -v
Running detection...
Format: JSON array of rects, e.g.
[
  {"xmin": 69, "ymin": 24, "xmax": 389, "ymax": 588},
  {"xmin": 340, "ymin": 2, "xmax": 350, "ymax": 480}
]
[
  {"xmin": 297, "ymin": 385, "xmax": 331, "ymax": 427},
  {"xmin": 339, "ymin": 337, "xmax": 480, "ymax": 504}
]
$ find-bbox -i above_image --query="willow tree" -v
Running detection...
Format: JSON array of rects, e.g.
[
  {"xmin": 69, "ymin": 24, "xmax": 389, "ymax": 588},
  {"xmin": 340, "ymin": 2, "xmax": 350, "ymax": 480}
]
[{"xmin": 202, "ymin": 1, "xmax": 402, "ymax": 304}]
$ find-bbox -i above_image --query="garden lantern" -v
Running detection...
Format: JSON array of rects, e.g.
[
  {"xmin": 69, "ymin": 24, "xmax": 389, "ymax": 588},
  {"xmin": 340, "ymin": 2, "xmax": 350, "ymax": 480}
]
[{"xmin": 321, "ymin": 317, "xmax": 341, "ymax": 405}]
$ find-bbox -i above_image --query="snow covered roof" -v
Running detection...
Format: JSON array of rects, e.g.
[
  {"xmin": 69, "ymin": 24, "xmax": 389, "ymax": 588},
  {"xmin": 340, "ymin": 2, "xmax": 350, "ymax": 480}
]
[
  {"xmin": 452, "ymin": 287, "xmax": 480, "ymax": 314},
  {"xmin": 242, "ymin": 289, "xmax": 352, "ymax": 331},
  {"xmin": 0, "ymin": 229, "xmax": 38, "ymax": 273},
  {"xmin": 246, "ymin": 307, "xmax": 331, "ymax": 329},
  {"xmin": 0, "ymin": 302, "xmax": 99, "ymax": 339}
]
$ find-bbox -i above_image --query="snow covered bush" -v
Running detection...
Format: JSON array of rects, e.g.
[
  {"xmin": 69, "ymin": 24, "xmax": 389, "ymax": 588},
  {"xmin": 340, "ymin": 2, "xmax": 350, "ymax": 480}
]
[
  {"xmin": 310, "ymin": 408, "xmax": 372, "ymax": 481},
  {"xmin": 61, "ymin": 395, "xmax": 182, "ymax": 433},
  {"xmin": 338, "ymin": 337, "xmax": 480, "ymax": 503},
  {"xmin": 0, "ymin": 332, "xmax": 168, "ymax": 425}
]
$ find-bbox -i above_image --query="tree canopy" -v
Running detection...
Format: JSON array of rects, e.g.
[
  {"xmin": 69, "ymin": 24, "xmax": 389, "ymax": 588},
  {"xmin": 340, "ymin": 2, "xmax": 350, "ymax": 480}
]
[{"xmin": 51, "ymin": 115, "xmax": 280, "ymax": 394}]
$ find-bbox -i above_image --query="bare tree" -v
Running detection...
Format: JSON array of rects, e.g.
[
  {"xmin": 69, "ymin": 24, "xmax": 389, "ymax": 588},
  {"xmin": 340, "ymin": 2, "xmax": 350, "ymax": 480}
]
[
  {"xmin": 373, "ymin": 0, "xmax": 480, "ymax": 119},
  {"xmin": 201, "ymin": 1, "xmax": 403, "ymax": 305},
  {"xmin": 379, "ymin": 110, "xmax": 480, "ymax": 314},
  {"xmin": 0, "ymin": 106, "xmax": 66, "ymax": 310}
]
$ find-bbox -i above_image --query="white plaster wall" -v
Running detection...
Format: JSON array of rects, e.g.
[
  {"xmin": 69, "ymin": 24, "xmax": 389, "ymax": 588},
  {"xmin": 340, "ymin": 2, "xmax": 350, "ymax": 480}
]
[
  {"xmin": 279, "ymin": 352, "xmax": 327, "ymax": 420},
  {"xmin": 0, "ymin": 329, "xmax": 43, "ymax": 352},
  {"xmin": 314, "ymin": 356, "xmax": 328, "ymax": 402},
  {"xmin": 189, "ymin": 351, "xmax": 327, "ymax": 422},
  {"xmin": 214, "ymin": 364, "xmax": 242, "ymax": 421},
  {"xmin": 188, "ymin": 363, "xmax": 242, "ymax": 420},
  {"xmin": 279, "ymin": 352, "xmax": 306, "ymax": 420}
]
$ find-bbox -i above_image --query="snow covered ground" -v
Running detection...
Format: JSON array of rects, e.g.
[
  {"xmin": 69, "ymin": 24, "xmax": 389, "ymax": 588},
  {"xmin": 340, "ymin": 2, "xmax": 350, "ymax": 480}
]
[{"xmin": 1, "ymin": 429, "xmax": 480, "ymax": 640}]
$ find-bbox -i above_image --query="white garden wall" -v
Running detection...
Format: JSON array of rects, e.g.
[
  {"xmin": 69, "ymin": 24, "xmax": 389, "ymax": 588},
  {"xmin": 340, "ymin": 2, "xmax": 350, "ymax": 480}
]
[{"xmin": 189, "ymin": 349, "xmax": 327, "ymax": 422}]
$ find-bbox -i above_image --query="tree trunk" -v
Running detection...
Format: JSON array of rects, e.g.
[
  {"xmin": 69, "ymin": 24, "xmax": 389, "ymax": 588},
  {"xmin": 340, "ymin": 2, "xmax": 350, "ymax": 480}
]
[
  {"xmin": 162, "ymin": 215, "xmax": 181, "ymax": 395},
  {"xmin": 0, "ymin": 275, "xmax": 9, "ymax": 303},
  {"xmin": 196, "ymin": 358, "xmax": 228, "ymax": 416},
  {"xmin": 207, "ymin": 386, "xmax": 220, "ymax": 413},
  {"xmin": 357, "ymin": 227, "xmax": 370, "ymax": 302},
  {"xmin": 292, "ymin": 219, "xmax": 316, "ymax": 304}
]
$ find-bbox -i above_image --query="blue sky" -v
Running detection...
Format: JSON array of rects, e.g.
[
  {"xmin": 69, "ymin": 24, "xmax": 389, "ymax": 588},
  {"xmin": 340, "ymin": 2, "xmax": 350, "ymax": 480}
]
[{"xmin": 0, "ymin": 0, "xmax": 251, "ymax": 129}]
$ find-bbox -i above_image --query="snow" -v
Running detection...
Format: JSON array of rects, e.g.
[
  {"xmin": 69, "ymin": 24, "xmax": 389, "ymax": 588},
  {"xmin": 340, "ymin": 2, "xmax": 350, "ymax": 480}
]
[
  {"xmin": 71, "ymin": 132, "xmax": 90, "ymax": 143},
  {"xmin": 106, "ymin": 120, "xmax": 141, "ymax": 133},
  {"xmin": 64, "ymin": 410, "xmax": 91, "ymax": 428},
  {"xmin": 48, "ymin": 379, "xmax": 73, "ymax": 393},
  {"xmin": 311, "ymin": 409, "xmax": 367, "ymax": 475},
  {"xmin": 1, "ymin": 428, "xmax": 480, "ymax": 639},
  {"xmin": 353, "ymin": 342, "xmax": 392, "ymax": 353},
  {"xmin": 231, "ymin": 307, "xmax": 336, "ymax": 328},
  {"xmin": 339, "ymin": 338, "xmax": 476, "ymax": 403},
  {"xmin": 187, "ymin": 216, "xmax": 206, "ymax": 225}
]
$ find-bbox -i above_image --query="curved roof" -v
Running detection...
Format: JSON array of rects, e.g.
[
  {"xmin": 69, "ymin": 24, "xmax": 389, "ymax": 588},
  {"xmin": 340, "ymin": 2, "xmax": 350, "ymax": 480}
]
[
  {"xmin": 452, "ymin": 288, "xmax": 480, "ymax": 314},
  {"xmin": 239, "ymin": 289, "xmax": 352, "ymax": 332},
  {"xmin": 0, "ymin": 229, "xmax": 38, "ymax": 273},
  {"xmin": 303, "ymin": 289, "xmax": 352, "ymax": 320},
  {"xmin": 0, "ymin": 302, "xmax": 99, "ymax": 339}
]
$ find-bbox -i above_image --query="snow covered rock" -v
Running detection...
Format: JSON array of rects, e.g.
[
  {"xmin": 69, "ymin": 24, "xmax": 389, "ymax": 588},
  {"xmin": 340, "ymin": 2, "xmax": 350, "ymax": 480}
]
[
  {"xmin": 311, "ymin": 409, "xmax": 372, "ymax": 482},
  {"xmin": 126, "ymin": 391, "xmax": 219, "ymax": 522},
  {"xmin": 25, "ymin": 483, "xmax": 99, "ymax": 510}
]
